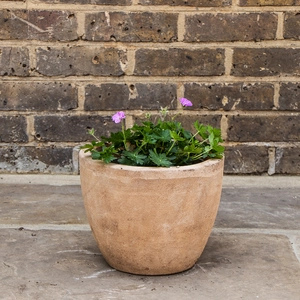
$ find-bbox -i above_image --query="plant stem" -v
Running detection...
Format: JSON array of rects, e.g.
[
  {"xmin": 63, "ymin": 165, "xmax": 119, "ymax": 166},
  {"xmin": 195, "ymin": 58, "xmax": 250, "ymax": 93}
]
[
  {"xmin": 121, "ymin": 119, "xmax": 128, "ymax": 151},
  {"xmin": 166, "ymin": 140, "xmax": 176, "ymax": 156}
]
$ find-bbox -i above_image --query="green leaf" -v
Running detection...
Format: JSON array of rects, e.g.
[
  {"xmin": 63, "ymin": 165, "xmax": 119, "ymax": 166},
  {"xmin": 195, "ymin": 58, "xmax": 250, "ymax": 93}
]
[
  {"xmin": 122, "ymin": 150, "xmax": 147, "ymax": 165},
  {"xmin": 170, "ymin": 131, "xmax": 185, "ymax": 142},
  {"xmin": 149, "ymin": 150, "xmax": 173, "ymax": 167}
]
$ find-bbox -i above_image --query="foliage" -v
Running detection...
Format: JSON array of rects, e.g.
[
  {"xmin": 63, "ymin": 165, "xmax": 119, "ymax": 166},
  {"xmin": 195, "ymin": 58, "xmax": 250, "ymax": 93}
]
[{"xmin": 81, "ymin": 99, "xmax": 224, "ymax": 167}]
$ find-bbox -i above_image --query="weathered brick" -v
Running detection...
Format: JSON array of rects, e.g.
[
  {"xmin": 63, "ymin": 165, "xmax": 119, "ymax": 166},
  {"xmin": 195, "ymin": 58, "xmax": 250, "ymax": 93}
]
[
  {"xmin": 185, "ymin": 13, "xmax": 277, "ymax": 42},
  {"xmin": 227, "ymin": 115, "xmax": 300, "ymax": 142},
  {"xmin": 240, "ymin": 0, "xmax": 300, "ymax": 6},
  {"xmin": 0, "ymin": 10, "xmax": 78, "ymax": 42},
  {"xmin": 34, "ymin": 115, "xmax": 121, "ymax": 142},
  {"xmin": 0, "ymin": 146, "xmax": 73, "ymax": 173},
  {"xmin": 134, "ymin": 48, "xmax": 225, "ymax": 76},
  {"xmin": 36, "ymin": 46, "xmax": 126, "ymax": 77},
  {"xmin": 138, "ymin": 0, "xmax": 231, "ymax": 6},
  {"xmin": 0, "ymin": 115, "xmax": 28, "ymax": 142},
  {"xmin": 278, "ymin": 83, "xmax": 300, "ymax": 110},
  {"xmin": 0, "ymin": 82, "xmax": 77, "ymax": 111},
  {"xmin": 231, "ymin": 48, "xmax": 300, "ymax": 77},
  {"xmin": 184, "ymin": 83, "xmax": 274, "ymax": 111},
  {"xmin": 224, "ymin": 145, "xmax": 269, "ymax": 174},
  {"xmin": 84, "ymin": 12, "xmax": 177, "ymax": 42},
  {"xmin": 38, "ymin": 0, "xmax": 131, "ymax": 4},
  {"xmin": 275, "ymin": 147, "xmax": 300, "ymax": 174},
  {"xmin": 0, "ymin": 47, "xmax": 29, "ymax": 76},
  {"xmin": 84, "ymin": 83, "xmax": 176, "ymax": 111},
  {"xmin": 284, "ymin": 13, "xmax": 300, "ymax": 40}
]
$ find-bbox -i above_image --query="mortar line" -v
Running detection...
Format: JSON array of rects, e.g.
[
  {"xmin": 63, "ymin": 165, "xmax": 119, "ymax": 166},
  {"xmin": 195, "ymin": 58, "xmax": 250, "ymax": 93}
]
[
  {"xmin": 276, "ymin": 11, "xmax": 284, "ymax": 40},
  {"xmin": 177, "ymin": 12, "xmax": 185, "ymax": 42},
  {"xmin": 273, "ymin": 82, "xmax": 280, "ymax": 109},
  {"xmin": 2, "ymin": 76, "xmax": 300, "ymax": 84},
  {"xmin": 3, "ymin": 40, "xmax": 300, "ymax": 48},
  {"xmin": 26, "ymin": 115, "xmax": 35, "ymax": 143},
  {"xmin": 267, "ymin": 147, "xmax": 276, "ymax": 175},
  {"xmin": 4, "ymin": 2, "xmax": 300, "ymax": 12}
]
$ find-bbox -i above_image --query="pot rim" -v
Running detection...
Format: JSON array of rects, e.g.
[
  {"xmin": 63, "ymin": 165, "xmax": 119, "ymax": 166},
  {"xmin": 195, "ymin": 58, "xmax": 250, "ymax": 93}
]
[{"xmin": 79, "ymin": 149, "xmax": 224, "ymax": 173}]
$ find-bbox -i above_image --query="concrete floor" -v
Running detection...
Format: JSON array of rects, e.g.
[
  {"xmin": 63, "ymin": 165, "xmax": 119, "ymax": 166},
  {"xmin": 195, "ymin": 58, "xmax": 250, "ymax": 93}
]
[{"xmin": 0, "ymin": 175, "xmax": 300, "ymax": 300}]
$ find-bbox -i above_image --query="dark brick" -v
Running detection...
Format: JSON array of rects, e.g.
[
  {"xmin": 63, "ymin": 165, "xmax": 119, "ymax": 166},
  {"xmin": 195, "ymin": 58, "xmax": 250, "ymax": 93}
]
[
  {"xmin": 38, "ymin": 0, "xmax": 131, "ymax": 4},
  {"xmin": 0, "ymin": 115, "xmax": 28, "ymax": 142},
  {"xmin": 0, "ymin": 82, "xmax": 77, "ymax": 111},
  {"xmin": 84, "ymin": 83, "xmax": 176, "ymax": 111},
  {"xmin": 284, "ymin": 13, "xmax": 300, "ymax": 40},
  {"xmin": 275, "ymin": 147, "xmax": 300, "ymax": 174},
  {"xmin": 278, "ymin": 83, "xmax": 300, "ymax": 110},
  {"xmin": 184, "ymin": 83, "xmax": 274, "ymax": 111},
  {"xmin": 84, "ymin": 12, "xmax": 177, "ymax": 42},
  {"xmin": 178, "ymin": 114, "xmax": 222, "ymax": 133},
  {"xmin": 134, "ymin": 48, "xmax": 225, "ymax": 76},
  {"xmin": 185, "ymin": 13, "xmax": 277, "ymax": 42},
  {"xmin": 0, "ymin": 47, "xmax": 29, "ymax": 77},
  {"xmin": 231, "ymin": 48, "xmax": 300, "ymax": 77},
  {"xmin": 0, "ymin": 146, "xmax": 73, "ymax": 173},
  {"xmin": 36, "ymin": 46, "xmax": 126, "ymax": 77},
  {"xmin": 34, "ymin": 115, "xmax": 121, "ymax": 142},
  {"xmin": 227, "ymin": 115, "xmax": 300, "ymax": 142},
  {"xmin": 138, "ymin": 0, "xmax": 231, "ymax": 6},
  {"xmin": 224, "ymin": 145, "xmax": 269, "ymax": 174},
  {"xmin": 0, "ymin": 10, "xmax": 78, "ymax": 41},
  {"xmin": 240, "ymin": 0, "xmax": 299, "ymax": 6},
  {"xmin": 132, "ymin": 114, "xmax": 221, "ymax": 133}
]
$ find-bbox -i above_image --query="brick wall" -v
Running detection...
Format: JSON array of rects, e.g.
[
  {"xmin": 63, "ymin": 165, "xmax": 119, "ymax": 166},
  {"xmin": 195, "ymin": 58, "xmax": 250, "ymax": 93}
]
[{"xmin": 0, "ymin": 0, "xmax": 299, "ymax": 174}]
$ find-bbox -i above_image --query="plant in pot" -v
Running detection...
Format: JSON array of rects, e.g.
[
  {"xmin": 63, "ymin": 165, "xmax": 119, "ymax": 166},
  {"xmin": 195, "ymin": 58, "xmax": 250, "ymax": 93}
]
[{"xmin": 79, "ymin": 98, "xmax": 225, "ymax": 275}]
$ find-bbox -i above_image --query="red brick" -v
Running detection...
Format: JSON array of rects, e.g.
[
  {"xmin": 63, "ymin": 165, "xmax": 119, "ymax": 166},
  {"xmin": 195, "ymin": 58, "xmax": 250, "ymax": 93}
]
[
  {"xmin": 134, "ymin": 48, "xmax": 225, "ymax": 76},
  {"xmin": 185, "ymin": 13, "xmax": 277, "ymax": 42},
  {"xmin": 275, "ymin": 147, "xmax": 300, "ymax": 174},
  {"xmin": 0, "ymin": 47, "xmax": 29, "ymax": 77},
  {"xmin": 36, "ymin": 46, "xmax": 126, "ymax": 77},
  {"xmin": 0, "ymin": 115, "xmax": 28, "ymax": 142},
  {"xmin": 0, "ymin": 10, "xmax": 78, "ymax": 41},
  {"xmin": 224, "ymin": 145, "xmax": 269, "ymax": 174},
  {"xmin": 0, "ymin": 82, "xmax": 77, "ymax": 111},
  {"xmin": 184, "ymin": 83, "xmax": 274, "ymax": 111},
  {"xmin": 34, "ymin": 115, "xmax": 121, "ymax": 142},
  {"xmin": 278, "ymin": 83, "xmax": 300, "ymax": 110},
  {"xmin": 231, "ymin": 48, "xmax": 300, "ymax": 77},
  {"xmin": 84, "ymin": 12, "xmax": 177, "ymax": 42},
  {"xmin": 85, "ymin": 83, "xmax": 176, "ymax": 111},
  {"xmin": 227, "ymin": 115, "xmax": 300, "ymax": 142}
]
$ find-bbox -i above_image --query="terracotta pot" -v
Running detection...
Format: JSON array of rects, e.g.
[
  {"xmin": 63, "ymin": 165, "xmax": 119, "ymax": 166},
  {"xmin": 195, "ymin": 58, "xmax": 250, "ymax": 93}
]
[{"xmin": 79, "ymin": 150, "xmax": 224, "ymax": 275}]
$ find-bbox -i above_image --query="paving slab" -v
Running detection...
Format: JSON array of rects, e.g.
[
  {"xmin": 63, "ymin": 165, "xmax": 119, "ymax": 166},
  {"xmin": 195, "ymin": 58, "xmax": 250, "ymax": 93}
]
[
  {"xmin": 215, "ymin": 186, "xmax": 300, "ymax": 229},
  {"xmin": 1, "ymin": 228, "xmax": 300, "ymax": 300},
  {"xmin": 0, "ymin": 184, "xmax": 87, "ymax": 225},
  {"xmin": 0, "ymin": 175, "xmax": 300, "ymax": 300}
]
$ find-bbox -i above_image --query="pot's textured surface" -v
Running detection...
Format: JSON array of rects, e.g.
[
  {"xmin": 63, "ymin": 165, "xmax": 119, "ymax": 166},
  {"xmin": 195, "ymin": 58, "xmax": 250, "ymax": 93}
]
[{"xmin": 79, "ymin": 150, "xmax": 224, "ymax": 275}]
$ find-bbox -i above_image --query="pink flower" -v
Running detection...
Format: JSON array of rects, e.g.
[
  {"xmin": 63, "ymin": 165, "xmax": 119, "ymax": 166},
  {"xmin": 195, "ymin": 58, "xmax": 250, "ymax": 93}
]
[
  {"xmin": 180, "ymin": 98, "xmax": 193, "ymax": 107},
  {"xmin": 112, "ymin": 111, "xmax": 126, "ymax": 123}
]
